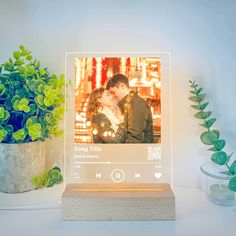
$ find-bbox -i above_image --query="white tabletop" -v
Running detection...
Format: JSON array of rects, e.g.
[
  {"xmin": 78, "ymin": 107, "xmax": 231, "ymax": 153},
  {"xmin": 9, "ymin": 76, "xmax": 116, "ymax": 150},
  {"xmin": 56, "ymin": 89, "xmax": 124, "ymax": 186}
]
[{"xmin": 0, "ymin": 186, "xmax": 235, "ymax": 236}]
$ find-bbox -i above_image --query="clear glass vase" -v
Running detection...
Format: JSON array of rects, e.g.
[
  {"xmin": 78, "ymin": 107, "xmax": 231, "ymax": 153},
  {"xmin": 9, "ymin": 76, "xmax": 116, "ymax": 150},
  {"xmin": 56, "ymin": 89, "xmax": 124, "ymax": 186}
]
[{"xmin": 200, "ymin": 162, "xmax": 236, "ymax": 206}]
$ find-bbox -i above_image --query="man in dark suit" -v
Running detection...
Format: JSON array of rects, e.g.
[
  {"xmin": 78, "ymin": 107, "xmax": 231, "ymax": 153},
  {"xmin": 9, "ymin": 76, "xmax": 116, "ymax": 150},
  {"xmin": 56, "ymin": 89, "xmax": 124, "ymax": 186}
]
[{"xmin": 106, "ymin": 73, "xmax": 154, "ymax": 143}]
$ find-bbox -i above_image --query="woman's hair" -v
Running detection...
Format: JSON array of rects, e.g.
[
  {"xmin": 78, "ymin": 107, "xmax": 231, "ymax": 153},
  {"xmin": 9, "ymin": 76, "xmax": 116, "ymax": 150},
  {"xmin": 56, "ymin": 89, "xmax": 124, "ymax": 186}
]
[{"xmin": 86, "ymin": 87, "xmax": 105, "ymax": 121}]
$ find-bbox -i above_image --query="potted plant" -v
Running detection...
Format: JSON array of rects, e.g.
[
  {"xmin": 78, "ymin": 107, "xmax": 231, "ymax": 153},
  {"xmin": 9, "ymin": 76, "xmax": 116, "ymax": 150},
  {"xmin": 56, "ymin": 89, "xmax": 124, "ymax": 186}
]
[
  {"xmin": 189, "ymin": 80, "xmax": 236, "ymax": 205},
  {"xmin": 0, "ymin": 45, "xmax": 65, "ymax": 193}
]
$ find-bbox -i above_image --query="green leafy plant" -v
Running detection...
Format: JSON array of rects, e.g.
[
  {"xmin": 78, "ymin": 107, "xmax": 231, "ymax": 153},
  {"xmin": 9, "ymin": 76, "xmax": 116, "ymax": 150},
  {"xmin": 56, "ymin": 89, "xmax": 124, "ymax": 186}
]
[
  {"xmin": 0, "ymin": 45, "xmax": 65, "ymax": 143},
  {"xmin": 189, "ymin": 80, "xmax": 236, "ymax": 192},
  {"xmin": 32, "ymin": 167, "xmax": 63, "ymax": 188}
]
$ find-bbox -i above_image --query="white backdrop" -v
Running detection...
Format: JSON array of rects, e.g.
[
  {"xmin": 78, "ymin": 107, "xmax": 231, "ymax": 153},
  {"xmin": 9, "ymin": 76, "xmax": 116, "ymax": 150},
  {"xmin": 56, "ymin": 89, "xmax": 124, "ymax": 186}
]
[{"xmin": 0, "ymin": 0, "xmax": 236, "ymax": 188}]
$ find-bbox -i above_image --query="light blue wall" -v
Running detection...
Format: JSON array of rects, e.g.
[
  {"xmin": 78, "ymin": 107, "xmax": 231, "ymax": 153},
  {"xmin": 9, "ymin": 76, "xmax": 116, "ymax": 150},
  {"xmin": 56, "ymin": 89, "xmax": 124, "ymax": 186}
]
[{"xmin": 1, "ymin": 0, "xmax": 236, "ymax": 187}]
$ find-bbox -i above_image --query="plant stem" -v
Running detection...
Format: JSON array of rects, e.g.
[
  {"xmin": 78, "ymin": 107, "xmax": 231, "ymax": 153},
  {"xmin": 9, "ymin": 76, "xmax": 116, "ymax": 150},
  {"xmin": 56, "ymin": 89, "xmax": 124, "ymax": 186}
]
[
  {"xmin": 191, "ymin": 80, "xmax": 233, "ymax": 173},
  {"xmin": 226, "ymin": 162, "xmax": 230, "ymax": 170},
  {"xmin": 192, "ymin": 83, "xmax": 210, "ymax": 132}
]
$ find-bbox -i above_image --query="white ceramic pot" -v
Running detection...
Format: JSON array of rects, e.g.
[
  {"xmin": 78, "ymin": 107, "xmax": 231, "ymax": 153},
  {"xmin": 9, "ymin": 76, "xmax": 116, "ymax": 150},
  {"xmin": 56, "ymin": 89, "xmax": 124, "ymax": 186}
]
[{"xmin": 0, "ymin": 141, "xmax": 46, "ymax": 193}]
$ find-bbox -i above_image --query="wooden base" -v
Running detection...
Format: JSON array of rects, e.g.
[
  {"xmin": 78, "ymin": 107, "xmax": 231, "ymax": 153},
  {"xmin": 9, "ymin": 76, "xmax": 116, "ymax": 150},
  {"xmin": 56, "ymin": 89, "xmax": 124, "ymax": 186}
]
[{"xmin": 61, "ymin": 183, "xmax": 175, "ymax": 221}]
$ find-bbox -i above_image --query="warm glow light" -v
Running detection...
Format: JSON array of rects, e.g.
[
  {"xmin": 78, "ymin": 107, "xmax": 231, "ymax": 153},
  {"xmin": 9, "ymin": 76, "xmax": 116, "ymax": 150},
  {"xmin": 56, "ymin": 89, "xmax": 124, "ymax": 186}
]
[
  {"xmin": 150, "ymin": 71, "xmax": 158, "ymax": 77},
  {"xmin": 121, "ymin": 57, "xmax": 126, "ymax": 74},
  {"xmin": 93, "ymin": 129, "xmax": 98, "ymax": 135},
  {"xmin": 153, "ymin": 114, "xmax": 161, "ymax": 119},
  {"xmin": 86, "ymin": 121, "xmax": 91, "ymax": 127},
  {"xmin": 75, "ymin": 114, "xmax": 81, "ymax": 121},
  {"xmin": 142, "ymin": 59, "xmax": 146, "ymax": 80},
  {"xmin": 71, "ymin": 188, "xmax": 166, "ymax": 192},
  {"xmin": 75, "ymin": 58, "xmax": 81, "ymax": 89},
  {"xmin": 96, "ymin": 58, "xmax": 101, "ymax": 88},
  {"xmin": 156, "ymin": 81, "xmax": 161, "ymax": 87},
  {"xmin": 82, "ymin": 136, "xmax": 87, "ymax": 142},
  {"xmin": 151, "ymin": 106, "xmax": 154, "ymax": 115},
  {"xmin": 82, "ymin": 58, "xmax": 86, "ymax": 80},
  {"xmin": 151, "ymin": 86, "xmax": 154, "ymax": 96},
  {"xmin": 80, "ymin": 112, "xmax": 86, "ymax": 116}
]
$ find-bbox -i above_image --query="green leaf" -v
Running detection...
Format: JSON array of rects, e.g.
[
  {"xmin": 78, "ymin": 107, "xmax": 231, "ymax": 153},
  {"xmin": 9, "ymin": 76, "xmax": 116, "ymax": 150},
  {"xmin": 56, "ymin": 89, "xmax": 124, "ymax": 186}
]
[
  {"xmin": 35, "ymin": 60, "xmax": 40, "ymax": 68},
  {"xmin": 26, "ymin": 55, "xmax": 32, "ymax": 61},
  {"xmin": 44, "ymin": 97, "xmax": 54, "ymax": 107},
  {"xmin": 37, "ymin": 84, "xmax": 45, "ymax": 94},
  {"xmin": 28, "ymin": 104, "xmax": 37, "ymax": 115},
  {"xmin": 16, "ymin": 66, "xmax": 25, "ymax": 74},
  {"xmin": 0, "ymin": 66, "xmax": 2, "ymax": 73},
  {"xmin": 52, "ymin": 167, "xmax": 61, "ymax": 172},
  {"xmin": 45, "ymin": 178, "xmax": 54, "ymax": 187},
  {"xmin": 204, "ymin": 118, "xmax": 216, "ymax": 129},
  {"xmin": 19, "ymin": 45, "xmax": 26, "ymax": 51},
  {"xmin": 208, "ymin": 146, "xmax": 217, "ymax": 151},
  {"xmin": 21, "ymin": 105, "xmax": 30, "ymax": 113},
  {"xmin": 0, "ymin": 84, "xmax": 6, "ymax": 97},
  {"xmin": 35, "ymin": 95, "xmax": 44, "ymax": 106},
  {"xmin": 191, "ymin": 104, "xmax": 201, "ymax": 110},
  {"xmin": 196, "ymin": 87, "xmax": 203, "ymax": 96},
  {"xmin": 43, "ymin": 85, "xmax": 53, "ymax": 96},
  {"xmin": 13, "ymin": 129, "xmax": 26, "ymax": 142},
  {"xmin": 12, "ymin": 80, "xmax": 22, "ymax": 89},
  {"xmin": 200, "ymin": 131, "xmax": 218, "ymax": 145},
  {"xmin": 4, "ymin": 99, "xmax": 12, "ymax": 110},
  {"xmin": 212, "ymin": 130, "xmax": 220, "ymax": 139},
  {"xmin": 14, "ymin": 60, "xmax": 24, "ymax": 66},
  {"xmin": 0, "ymin": 126, "xmax": 8, "ymax": 142},
  {"xmin": 32, "ymin": 173, "xmax": 47, "ymax": 189},
  {"xmin": 229, "ymin": 160, "xmax": 236, "ymax": 175},
  {"xmin": 39, "ymin": 69, "xmax": 45, "ymax": 76},
  {"xmin": 0, "ymin": 107, "xmax": 10, "ymax": 125},
  {"xmin": 26, "ymin": 116, "xmax": 39, "ymax": 129},
  {"xmin": 199, "ymin": 102, "xmax": 209, "ymax": 110},
  {"xmin": 192, "ymin": 103, "xmax": 209, "ymax": 111},
  {"xmin": 45, "ymin": 113, "xmax": 55, "ymax": 124},
  {"xmin": 0, "ymin": 107, "xmax": 4, "ymax": 119},
  {"xmin": 213, "ymin": 139, "xmax": 225, "ymax": 151},
  {"xmin": 13, "ymin": 100, "xmax": 20, "ymax": 110},
  {"xmin": 229, "ymin": 176, "xmax": 236, "ymax": 192},
  {"xmin": 28, "ymin": 123, "xmax": 42, "ymax": 140},
  {"xmin": 211, "ymin": 151, "xmax": 228, "ymax": 165},
  {"xmin": 13, "ymin": 51, "xmax": 21, "ymax": 60},
  {"xmin": 21, "ymin": 50, "xmax": 28, "ymax": 56},
  {"xmin": 11, "ymin": 95, "xmax": 20, "ymax": 106},
  {"xmin": 194, "ymin": 111, "xmax": 211, "ymax": 119},
  {"xmin": 3, "ymin": 62, "xmax": 14, "ymax": 71},
  {"xmin": 13, "ymin": 97, "xmax": 30, "ymax": 113},
  {"xmin": 189, "ymin": 94, "xmax": 205, "ymax": 102},
  {"xmin": 48, "ymin": 169, "xmax": 63, "ymax": 184},
  {"xmin": 4, "ymin": 125, "xmax": 13, "ymax": 136}
]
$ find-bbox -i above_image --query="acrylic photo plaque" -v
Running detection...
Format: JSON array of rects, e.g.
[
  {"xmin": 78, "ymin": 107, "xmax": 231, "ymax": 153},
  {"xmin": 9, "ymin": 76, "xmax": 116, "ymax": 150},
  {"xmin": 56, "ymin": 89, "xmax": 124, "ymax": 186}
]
[{"xmin": 65, "ymin": 53, "xmax": 172, "ymax": 185}]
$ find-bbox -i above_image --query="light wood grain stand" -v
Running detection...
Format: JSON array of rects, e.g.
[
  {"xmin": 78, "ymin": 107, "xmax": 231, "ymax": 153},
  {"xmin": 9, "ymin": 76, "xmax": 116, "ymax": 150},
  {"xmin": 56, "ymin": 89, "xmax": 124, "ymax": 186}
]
[{"xmin": 61, "ymin": 183, "xmax": 175, "ymax": 221}]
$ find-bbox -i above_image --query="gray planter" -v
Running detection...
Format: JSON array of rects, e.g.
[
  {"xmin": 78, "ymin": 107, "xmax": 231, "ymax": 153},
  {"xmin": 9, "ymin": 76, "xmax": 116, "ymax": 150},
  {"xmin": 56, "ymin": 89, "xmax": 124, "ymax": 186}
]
[{"xmin": 0, "ymin": 141, "xmax": 46, "ymax": 193}]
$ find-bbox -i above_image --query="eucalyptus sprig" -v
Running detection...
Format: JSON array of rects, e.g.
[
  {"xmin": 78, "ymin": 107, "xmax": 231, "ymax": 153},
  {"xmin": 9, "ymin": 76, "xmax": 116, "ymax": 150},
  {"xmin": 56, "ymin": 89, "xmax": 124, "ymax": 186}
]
[{"xmin": 189, "ymin": 80, "xmax": 236, "ymax": 192}]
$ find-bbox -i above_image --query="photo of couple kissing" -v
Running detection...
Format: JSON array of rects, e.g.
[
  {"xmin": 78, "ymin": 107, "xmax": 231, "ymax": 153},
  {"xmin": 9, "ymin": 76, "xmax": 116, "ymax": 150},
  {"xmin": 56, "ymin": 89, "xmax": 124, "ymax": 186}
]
[{"xmin": 86, "ymin": 73, "xmax": 155, "ymax": 144}]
